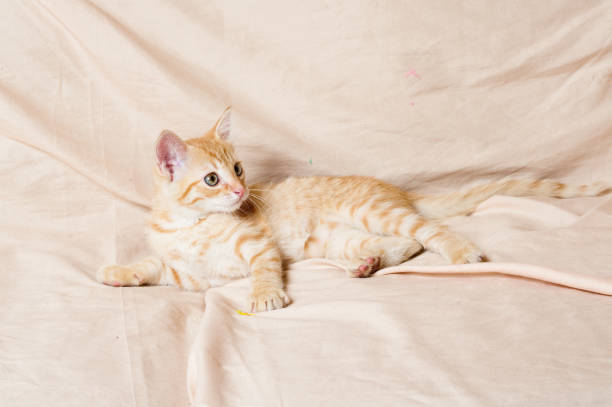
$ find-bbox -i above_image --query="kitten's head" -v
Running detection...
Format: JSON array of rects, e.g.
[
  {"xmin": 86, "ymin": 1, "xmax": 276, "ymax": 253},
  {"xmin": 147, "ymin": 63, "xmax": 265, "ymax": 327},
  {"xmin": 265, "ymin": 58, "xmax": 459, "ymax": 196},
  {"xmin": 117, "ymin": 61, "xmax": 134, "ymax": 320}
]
[{"xmin": 154, "ymin": 107, "xmax": 248, "ymax": 215}]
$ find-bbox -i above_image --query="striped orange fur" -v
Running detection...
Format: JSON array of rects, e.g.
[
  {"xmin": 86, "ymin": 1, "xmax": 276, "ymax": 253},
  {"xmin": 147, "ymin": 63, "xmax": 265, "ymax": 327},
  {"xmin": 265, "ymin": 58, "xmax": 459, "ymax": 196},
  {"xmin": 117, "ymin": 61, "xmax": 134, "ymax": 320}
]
[{"xmin": 97, "ymin": 107, "xmax": 611, "ymax": 311}]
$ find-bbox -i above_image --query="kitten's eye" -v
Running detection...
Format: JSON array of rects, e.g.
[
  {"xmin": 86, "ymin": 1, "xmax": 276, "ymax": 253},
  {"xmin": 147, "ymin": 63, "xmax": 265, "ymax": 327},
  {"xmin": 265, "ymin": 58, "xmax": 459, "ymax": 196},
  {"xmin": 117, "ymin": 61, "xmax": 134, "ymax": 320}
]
[
  {"xmin": 234, "ymin": 163, "xmax": 243, "ymax": 177},
  {"xmin": 204, "ymin": 172, "xmax": 219, "ymax": 186}
]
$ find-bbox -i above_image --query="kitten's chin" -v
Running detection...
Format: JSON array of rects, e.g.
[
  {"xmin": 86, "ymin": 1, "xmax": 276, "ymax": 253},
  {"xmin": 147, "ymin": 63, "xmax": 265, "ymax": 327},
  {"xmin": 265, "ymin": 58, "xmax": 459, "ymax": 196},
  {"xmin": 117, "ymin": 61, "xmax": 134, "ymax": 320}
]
[
  {"xmin": 226, "ymin": 198, "xmax": 246, "ymax": 213},
  {"xmin": 228, "ymin": 203, "xmax": 241, "ymax": 212},
  {"xmin": 216, "ymin": 192, "xmax": 248, "ymax": 213}
]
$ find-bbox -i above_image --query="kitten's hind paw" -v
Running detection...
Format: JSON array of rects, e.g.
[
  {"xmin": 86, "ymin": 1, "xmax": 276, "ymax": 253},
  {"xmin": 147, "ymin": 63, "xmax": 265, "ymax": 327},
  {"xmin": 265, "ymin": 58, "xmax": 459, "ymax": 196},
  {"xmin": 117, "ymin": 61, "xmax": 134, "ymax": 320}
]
[
  {"xmin": 452, "ymin": 247, "xmax": 488, "ymax": 264},
  {"xmin": 347, "ymin": 256, "xmax": 382, "ymax": 278}
]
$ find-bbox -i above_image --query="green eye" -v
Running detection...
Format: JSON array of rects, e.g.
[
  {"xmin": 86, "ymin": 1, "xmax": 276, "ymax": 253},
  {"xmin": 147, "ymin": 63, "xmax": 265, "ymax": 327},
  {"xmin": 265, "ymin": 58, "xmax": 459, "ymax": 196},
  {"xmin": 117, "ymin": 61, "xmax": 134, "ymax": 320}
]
[
  {"xmin": 234, "ymin": 163, "xmax": 243, "ymax": 176},
  {"xmin": 204, "ymin": 172, "xmax": 219, "ymax": 186}
]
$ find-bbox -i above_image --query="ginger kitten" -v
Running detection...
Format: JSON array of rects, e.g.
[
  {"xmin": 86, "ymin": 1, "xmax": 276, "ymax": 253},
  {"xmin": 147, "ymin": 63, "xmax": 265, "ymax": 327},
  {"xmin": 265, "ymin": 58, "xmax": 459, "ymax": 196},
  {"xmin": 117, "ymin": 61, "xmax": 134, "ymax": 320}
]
[{"xmin": 98, "ymin": 108, "xmax": 609, "ymax": 312}]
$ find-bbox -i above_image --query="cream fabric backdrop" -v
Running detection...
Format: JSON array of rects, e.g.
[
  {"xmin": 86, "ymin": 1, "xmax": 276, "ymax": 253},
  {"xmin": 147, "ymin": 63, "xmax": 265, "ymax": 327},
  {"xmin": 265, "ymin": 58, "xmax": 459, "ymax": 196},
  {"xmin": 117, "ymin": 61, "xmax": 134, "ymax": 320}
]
[{"xmin": 2, "ymin": 1, "xmax": 611, "ymax": 406}]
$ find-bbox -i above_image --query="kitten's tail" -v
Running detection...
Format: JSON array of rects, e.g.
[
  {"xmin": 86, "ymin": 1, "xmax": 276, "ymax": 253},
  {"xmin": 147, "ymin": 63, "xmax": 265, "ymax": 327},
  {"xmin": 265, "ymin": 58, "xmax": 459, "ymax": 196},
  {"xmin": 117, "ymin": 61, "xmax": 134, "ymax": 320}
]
[{"xmin": 412, "ymin": 179, "xmax": 610, "ymax": 219}]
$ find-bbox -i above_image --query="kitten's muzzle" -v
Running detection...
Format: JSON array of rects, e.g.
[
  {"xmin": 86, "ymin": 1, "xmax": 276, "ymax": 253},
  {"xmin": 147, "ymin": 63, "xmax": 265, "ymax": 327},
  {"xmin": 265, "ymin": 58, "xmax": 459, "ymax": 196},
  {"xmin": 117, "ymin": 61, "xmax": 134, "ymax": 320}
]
[{"xmin": 232, "ymin": 187, "xmax": 245, "ymax": 198}]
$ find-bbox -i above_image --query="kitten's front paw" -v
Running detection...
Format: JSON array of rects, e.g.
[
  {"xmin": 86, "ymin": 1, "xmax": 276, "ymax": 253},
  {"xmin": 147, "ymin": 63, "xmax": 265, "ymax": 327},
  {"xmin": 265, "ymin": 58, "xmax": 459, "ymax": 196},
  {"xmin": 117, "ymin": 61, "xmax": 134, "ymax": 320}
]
[
  {"xmin": 97, "ymin": 265, "xmax": 144, "ymax": 286},
  {"xmin": 247, "ymin": 287, "xmax": 290, "ymax": 312}
]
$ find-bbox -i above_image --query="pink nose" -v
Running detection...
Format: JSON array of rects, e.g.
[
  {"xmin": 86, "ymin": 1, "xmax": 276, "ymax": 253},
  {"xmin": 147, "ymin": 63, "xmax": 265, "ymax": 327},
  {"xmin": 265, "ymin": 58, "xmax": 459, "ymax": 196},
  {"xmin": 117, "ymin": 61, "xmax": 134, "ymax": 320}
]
[{"xmin": 233, "ymin": 188, "xmax": 245, "ymax": 198}]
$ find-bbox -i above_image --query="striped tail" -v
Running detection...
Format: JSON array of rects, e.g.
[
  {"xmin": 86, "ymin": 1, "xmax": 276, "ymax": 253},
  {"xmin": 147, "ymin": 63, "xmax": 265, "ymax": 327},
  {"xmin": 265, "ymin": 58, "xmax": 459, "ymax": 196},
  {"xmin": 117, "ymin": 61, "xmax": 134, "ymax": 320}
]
[{"xmin": 413, "ymin": 179, "xmax": 610, "ymax": 219}]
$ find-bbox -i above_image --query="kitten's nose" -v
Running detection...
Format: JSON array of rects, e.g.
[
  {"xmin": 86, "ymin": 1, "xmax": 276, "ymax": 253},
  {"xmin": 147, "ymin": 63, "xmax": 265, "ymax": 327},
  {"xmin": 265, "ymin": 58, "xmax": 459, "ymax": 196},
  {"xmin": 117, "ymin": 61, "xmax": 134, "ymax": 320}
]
[{"xmin": 232, "ymin": 188, "xmax": 245, "ymax": 198}]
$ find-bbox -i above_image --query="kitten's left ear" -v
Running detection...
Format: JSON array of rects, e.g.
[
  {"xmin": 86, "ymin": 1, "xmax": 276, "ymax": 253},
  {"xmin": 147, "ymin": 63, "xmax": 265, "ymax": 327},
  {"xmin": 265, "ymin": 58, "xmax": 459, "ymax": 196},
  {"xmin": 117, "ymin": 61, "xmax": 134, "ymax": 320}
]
[{"xmin": 214, "ymin": 106, "xmax": 232, "ymax": 140}]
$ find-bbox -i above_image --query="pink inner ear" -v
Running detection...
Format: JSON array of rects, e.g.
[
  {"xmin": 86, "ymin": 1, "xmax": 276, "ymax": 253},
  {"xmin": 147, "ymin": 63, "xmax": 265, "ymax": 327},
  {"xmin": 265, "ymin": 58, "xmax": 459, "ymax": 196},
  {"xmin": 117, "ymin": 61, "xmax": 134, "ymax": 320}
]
[
  {"xmin": 215, "ymin": 109, "xmax": 231, "ymax": 140},
  {"xmin": 156, "ymin": 131, "xmax": 186, "ymax": 182}
]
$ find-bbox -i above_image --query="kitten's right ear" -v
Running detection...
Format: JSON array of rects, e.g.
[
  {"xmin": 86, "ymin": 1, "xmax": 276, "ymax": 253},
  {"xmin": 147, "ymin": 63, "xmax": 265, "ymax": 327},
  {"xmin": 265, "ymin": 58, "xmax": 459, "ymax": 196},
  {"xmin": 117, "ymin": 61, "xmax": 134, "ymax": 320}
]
[{"xmin": 155, "ymin": 130, "xmax": 187, "ymax": 182}]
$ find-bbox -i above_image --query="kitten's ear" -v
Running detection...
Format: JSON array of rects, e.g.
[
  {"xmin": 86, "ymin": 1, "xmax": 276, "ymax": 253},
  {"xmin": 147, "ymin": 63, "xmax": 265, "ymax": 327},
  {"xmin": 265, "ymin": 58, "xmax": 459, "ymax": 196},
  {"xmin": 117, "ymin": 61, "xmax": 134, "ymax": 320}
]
[
  {"xmin": 155, "ymin": 130, "xmax": 187, "ymax": 182},
  {"xmin": 213, "ymin": 106, "xmax": 232, "ymax": 140}
]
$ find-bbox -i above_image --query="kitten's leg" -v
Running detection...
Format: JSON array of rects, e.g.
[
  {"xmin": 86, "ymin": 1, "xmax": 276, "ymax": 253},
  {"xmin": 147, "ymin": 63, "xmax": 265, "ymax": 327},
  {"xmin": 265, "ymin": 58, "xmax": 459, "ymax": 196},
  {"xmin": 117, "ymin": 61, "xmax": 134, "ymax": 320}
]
[
  {"xmin": 239, "ymin": 238, "xmax": 290, "ymax": 312},
  {"xmin": 157, "ymin": 261, "xmax": 211, "ymax": 292},
  {"xmin": 341, "ymin": 235, "xmax": 422, "ymax": 278},
  {"xmin": 341, "ymin": 203, "xmax": 485, "ymax": 264},
  {"xmin": 98, "ymin": 257, "xmax": 210, "ymax": 291},
  {"xmin": 305, "ymin": 223, "xmax": 422, "ymax": 277},
  {"xmin": 97, "ymin": 257, "xmax": 163, "ymax": 287}
]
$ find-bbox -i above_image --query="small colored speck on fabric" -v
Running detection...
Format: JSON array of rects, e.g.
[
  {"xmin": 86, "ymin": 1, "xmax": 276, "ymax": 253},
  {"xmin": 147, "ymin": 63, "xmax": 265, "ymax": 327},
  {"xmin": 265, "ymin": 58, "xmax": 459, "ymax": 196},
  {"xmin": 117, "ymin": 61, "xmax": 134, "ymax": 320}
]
[
  {"xmin": 235, "ymin": 309, "xmax": 254, "ymax": 316},
  {"xmin": 404, "ymin": 69, "xmax": 420, "ymax": 78}
]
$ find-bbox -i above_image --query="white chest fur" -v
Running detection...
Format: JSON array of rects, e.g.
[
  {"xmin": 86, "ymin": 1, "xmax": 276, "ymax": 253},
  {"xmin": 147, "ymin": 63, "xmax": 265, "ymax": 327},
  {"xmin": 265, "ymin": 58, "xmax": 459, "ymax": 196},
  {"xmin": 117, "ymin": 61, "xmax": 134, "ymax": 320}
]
[{"xmin": 148, "ymin": 214, "xmax": 252, "ymax": 285}]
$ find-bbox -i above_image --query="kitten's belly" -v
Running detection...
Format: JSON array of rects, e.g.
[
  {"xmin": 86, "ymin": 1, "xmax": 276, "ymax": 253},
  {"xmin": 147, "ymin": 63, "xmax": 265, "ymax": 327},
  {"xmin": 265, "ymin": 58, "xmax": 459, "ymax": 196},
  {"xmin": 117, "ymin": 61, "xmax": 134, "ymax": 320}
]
[
  {"xmin": 276, "ymin": 235, "xmax": 308, "ymax": 263},
  {"xmin": 266, "ymin": 214, "xmax": 348, "ymax": 263},
  {"xmin": 267, "ymin": 219, "xmax": 316, "ymax": 263}
]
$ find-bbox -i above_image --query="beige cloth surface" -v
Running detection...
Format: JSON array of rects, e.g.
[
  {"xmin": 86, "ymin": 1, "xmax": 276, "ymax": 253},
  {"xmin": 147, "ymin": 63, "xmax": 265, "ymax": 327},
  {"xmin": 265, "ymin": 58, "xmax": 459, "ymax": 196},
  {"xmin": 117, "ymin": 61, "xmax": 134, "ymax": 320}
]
[
  {"xmin": 188, "ymin": 196, "xmax": 612, "ymax": 406},
  {"xmin": 2, "ymin": 1, "xmax": 612, "ymax": 406}
]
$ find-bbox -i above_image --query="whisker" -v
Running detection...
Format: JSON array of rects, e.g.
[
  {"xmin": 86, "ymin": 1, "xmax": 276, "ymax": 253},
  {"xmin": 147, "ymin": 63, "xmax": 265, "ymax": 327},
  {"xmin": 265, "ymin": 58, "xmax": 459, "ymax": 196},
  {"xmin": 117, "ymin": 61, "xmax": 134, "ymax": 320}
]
[
  {"xmin": 248, "ymin": 188, "xmax": 274, "ymax": 194},
  {"xmin": 249, "ymin": 194, "xmax": 269, "ymax": 208},
  {"xmin": 249, "ymin": 195, "xmax": 272, "ymax": 212},
  {"xmin": 249, "ymin": 199, "xmax": 266, "ymax": 215},
  {"xmin": 249, "ymin": 192, "xmax": 271, "ymax": 205}
]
